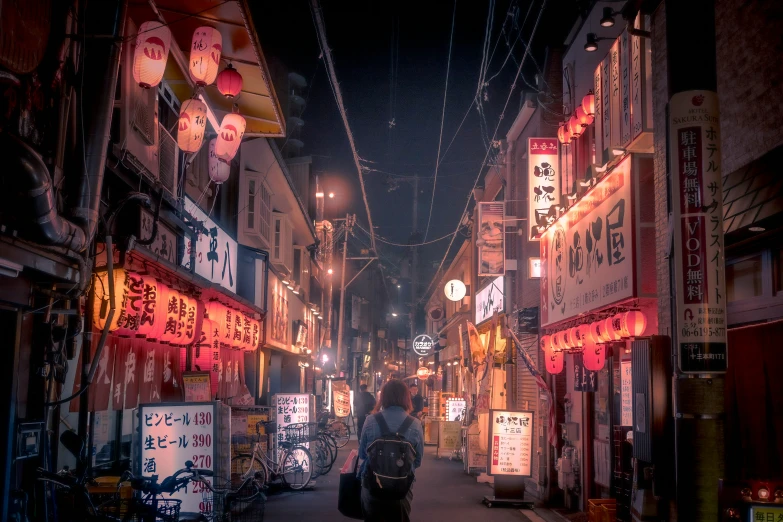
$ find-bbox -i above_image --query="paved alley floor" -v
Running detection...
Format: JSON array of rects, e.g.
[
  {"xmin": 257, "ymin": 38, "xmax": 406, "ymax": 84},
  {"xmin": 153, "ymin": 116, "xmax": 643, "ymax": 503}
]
[{"xmin": 263, "ymin": 442, "xmax": 534, "ymax": 522}]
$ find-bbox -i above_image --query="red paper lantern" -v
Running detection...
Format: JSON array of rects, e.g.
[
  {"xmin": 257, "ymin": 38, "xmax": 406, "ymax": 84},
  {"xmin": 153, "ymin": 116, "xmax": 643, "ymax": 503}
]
[
  {"xmin": 160, "ymin": 288, "xmax": 182, "ymax": 343},
  {"xmin": 231, "ymin": 309, "xmax": 243, "ymax": 349},
  {"xmin": 575, "ymin": 324, "xmax": 590, "ymax": 348},
  {"xmin": 215, "ymin": 112, "xmax": 246, "ymax": 162},
  {"xmin": 540, "ymin": 335, "xmax": 551, "ymax": 352},
  {"xmin": 569, "ymin": 326, "xmax": 581, "ymax": 348},
  {"xmin": 544, "ymin": 343, "xmax": 564, "ymax": 374},
  {"xmin": 177, "ymin": 99, "xmax": 208, "ymax": 153},
  {"xmin": 189, "ymin": 26, "xmax": 222, "ymax": 86},
  {"xmin": 132, "ymin": 21, "xmax": 171, "ymax": 88},
  {"xmin": 137, "ymin": 276, "xmax": 162, "ymax": 338},
  {"xmin": 589, "ymin": 320, "xmax": 608, "ymax": 344},
  {"xmin": 92, "ymin": 269, "xmax": 147, "ymax": 336},
  {"xmin": 582, "ymin": 89, "xmax": 595, "ymax": 117},
  {"xmin": 605, "ymin": 316, "xmax": 623, "ymax": 341},
  {"xmin": 583, "ymin": 339, "xmax": 606, "ymax": 371},
  {"xmin": 576, "ymin": 105, "xmax": 593, "ymax": 127},
  {"xmin": 557, "ymin": 125, "xmax": 569, "ymax": 145},
  {"xmin": 146, "ymin": 282, "xmax": 170, "ymax": 341},
  {"xmin": 551, "ymin": 331, "xmax": 562, "ymax": 352},
  {"xmin": 216, "ymin": 64, "xmax": 243, "ymax": 98},
  {"xmin": 561, "ymin": 329, "xmax": 573, "ymax": 349},
  {"xmin": 569, "ymin": 115, "xmax": 583, "ymax": 139},
  {"xmin": 622, "ymin": 310, "xmax": 647, "ymax": 337}
]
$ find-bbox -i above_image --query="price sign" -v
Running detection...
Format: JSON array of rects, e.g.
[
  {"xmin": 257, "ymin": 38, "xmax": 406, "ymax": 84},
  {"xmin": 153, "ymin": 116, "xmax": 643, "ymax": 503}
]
[
  {"xmin": 446, "ymin": 398, "xmax": 466, "ymax": 422},
  {"xmin": 332, "ymin": 382, "xmax": 351, "ymax": 418},
  {"xmin": 139, "ymin": 403, "xmax": 216, "ymax": 515},
  {"xmin": 488, "ymin": 409, "xmax": 534, "ymax": 477},
  {"xmin": 183, "ymin": 372, "xmax": 211, "ymax": 402},
  {"xmin": 275, "ymin": 394, "xmax": 311, "ymax": 457}
]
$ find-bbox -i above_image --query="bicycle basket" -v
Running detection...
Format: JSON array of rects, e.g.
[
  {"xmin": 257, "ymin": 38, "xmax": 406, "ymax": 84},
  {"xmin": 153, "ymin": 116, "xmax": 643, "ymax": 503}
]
[
  {"xmin": 199, "ymin": 477, "xmax": 265, "ymax": 522},
  {"xmin": 97, "ymin": 497, "xmax": 181, "ymax": 521},
  {"xmin": 282, "ymin": 423, "xmax": 309, "ymax": 446}
]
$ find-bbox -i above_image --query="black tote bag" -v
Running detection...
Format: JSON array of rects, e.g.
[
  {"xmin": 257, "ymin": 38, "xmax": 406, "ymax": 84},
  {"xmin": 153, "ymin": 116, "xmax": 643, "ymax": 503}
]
[{"xmin": 338, "ymin": 449, "xmax": 363, "ymax": 519}]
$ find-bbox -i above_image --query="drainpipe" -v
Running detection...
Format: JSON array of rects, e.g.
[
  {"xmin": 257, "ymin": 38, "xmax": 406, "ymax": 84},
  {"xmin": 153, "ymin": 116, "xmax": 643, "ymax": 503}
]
[{"xmin": 67, "ymin": 0, "xmax": 128, "ymax": 246}]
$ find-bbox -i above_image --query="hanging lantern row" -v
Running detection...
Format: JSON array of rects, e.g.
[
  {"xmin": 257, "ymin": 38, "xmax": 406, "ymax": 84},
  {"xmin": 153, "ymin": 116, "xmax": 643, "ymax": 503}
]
[
  {"xmin": 539, "ymin": 310, "xmax": 647, "ymax": 374},
  {"xmin": 92, "ymin": 269, "xmax": 259, "ymax": 351},
  {"xmin": 557, "ymin": 90, "xmax": 597, "ymax": 145}
]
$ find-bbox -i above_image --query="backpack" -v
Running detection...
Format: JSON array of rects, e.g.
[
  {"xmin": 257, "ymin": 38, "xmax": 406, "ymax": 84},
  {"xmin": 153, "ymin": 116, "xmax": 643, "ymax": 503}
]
[{"xmin": 363, "ymin": 413, "xmax": 417, "ymax": 500}]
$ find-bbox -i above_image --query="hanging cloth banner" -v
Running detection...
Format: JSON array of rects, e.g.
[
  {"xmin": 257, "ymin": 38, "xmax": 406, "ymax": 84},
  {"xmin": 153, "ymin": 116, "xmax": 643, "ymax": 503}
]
[
  {"xmin": 160, "ymin": 344, "xmax": 183, "ymax": 402},
  {"xmin": 92, "ymin": 333, "xmax": 117, "ymax": 412},
  {"xmin": 508, "ymin": 328, "xmax": 557, "ymax": 448}
]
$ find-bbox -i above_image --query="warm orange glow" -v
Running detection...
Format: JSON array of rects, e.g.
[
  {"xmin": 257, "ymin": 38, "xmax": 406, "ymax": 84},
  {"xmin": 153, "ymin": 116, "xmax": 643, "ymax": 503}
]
[
  {"xmin": 216, "ymin": 64, "xmax": 243, "ymax": 98},
  {"xmin": 177, "ymin": 99, "xmax": 207, "ymax": 153},
  {"xmin": 215, "ymin": 113, "xmax": 246, "ymax": 162},
  {"xmin": 622, "ymin": 310, "xmax": 647, "ymax": 337},
  {"xmin": 539, "ymin": 334, "xmax": 551, "ymax": 352},
  {"xmin": 189, "ymin": 26, "xmax": 222, "ymax": 86},
  {"xmin": 582, "ymin": 89, "xmax": 595, "ymax": 117},
  {"xmin": 569, "ymin": 115, "xmax": 583, "ymax": 138},
  {"xmin": 132, "ymin": 21, "xmax": 171, "ymax": 88}
]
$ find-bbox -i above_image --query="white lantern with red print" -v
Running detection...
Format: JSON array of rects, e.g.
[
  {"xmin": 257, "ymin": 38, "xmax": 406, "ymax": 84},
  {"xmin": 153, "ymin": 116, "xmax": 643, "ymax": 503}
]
[
  {"xmin": 231, "ymin": 309, "xmax": 244, "ymax": 349},
  {"xmin": 208, "ymin": 139, "xmax": 231, "ymax": 184},
  {"xmin": 622, "ymin": 310, "xmax": 647, "ymax": 337},
  {"xmin": 177, "ymin": 99, "xmax": 207, "ymax": 153},
  {"xmin": 189, "ymin": 26, "xmax": 222, "ymax": 86},
  {"xmin": 575, "ymin": 324, "xmax": 590, "ymax": 348},
  {"xmin": 215, "ymin": 112, "xmax": 246, "ymax": 162},
  {"xmin": 137, "ymin": 276, "xmax": 162, "ymax": 338},
  {"xmin": 92, "ymin": 268, "xmax": 144, "ymax": 334},
  {"xmin": 145, "ymin": 282, "xmax": 170, "ymax": 341},
  {"xmin": 160, "ymin": 288, "xmax": 182, "ymax": 343},
  {"xmin": 216, "ymin": 64, "xmax": 243, "ymax": 98},
  {"xmin": 605, "ymin": 315, "xmax": 624, "ymax": 341},
  {"xmin": 132, "ymin": 21, "xmax": 171, "ymax": 88},
  {"xmin": 569, "ymin": 326, "xmax": 582, "ymax": 348}
]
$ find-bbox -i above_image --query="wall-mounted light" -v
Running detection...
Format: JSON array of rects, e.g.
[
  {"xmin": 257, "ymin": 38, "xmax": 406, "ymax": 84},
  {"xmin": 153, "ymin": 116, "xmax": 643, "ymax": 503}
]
[
  {"xmin": 327, "ymin": 268, "xmax": 334, "ymax": 275},
  {"xmin": 600, "ymin": 7, "xmax": 619, "ymax": 27},
  {"xmin": 584, "ymin": 33, "xmax": 609, "ymax": 52},
  {"xmin": 316, "ymin": 192, "xmax": 325, "ymax": 198},
  {"xmin": 328, "ymin": 192, "xmax": 335, "ymax": 198}
]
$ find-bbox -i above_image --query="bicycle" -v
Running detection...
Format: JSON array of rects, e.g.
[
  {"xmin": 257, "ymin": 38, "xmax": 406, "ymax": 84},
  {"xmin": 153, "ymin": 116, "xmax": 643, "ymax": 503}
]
[
  {"xmin": 186, "ymin": 464, "xmax": 265, "ymax": 522},
  {"xmin": 231, "ymin": 421, "xmax": 313, "ymax": 490},
  {"xmin": 317, "ymin": 410, "xmax": 351, "ymax": 448}
]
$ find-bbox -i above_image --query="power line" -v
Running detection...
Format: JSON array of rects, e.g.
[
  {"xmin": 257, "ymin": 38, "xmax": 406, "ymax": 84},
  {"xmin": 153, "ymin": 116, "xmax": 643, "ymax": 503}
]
[
  {"xmin": 357, "ymin": 223, "xmax": 462, "ymax": 248},
  {"xmin": 310, "ymin": 0, "xmax": 378, "ymax": 255},
  {"xmin": 424, "ymin": 0, "xmax": 458, "ymax": 242},
  {"xmin": 419, "ymin": 0, "xmax": 549, "ymax": 306}
]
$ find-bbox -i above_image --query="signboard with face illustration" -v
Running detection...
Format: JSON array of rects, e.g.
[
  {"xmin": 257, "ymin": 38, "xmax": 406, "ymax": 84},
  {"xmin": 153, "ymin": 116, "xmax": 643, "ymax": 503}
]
[
  {"xmin": 528, "ymin": 138, "xmax": 560, "ymax": 240},
  {"xmin": 540, "ymin": 156, "xmax": 635, "ymax": 327},
  {"xmin": 477, "ymin": 202, "xmax": 505, "ymax": 276}
]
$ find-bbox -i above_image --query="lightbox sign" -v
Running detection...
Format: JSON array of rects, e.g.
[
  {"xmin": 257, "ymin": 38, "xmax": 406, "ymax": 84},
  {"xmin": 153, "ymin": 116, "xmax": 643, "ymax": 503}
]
[
  {"xmin": 528, "ymin": 138, "xmax": 560, "ymax": 241},
  {"xmin": 488, "ymin": 409, "xmax": 534, "ymax": 477},
  {"xmin": 540, "ymin": 156, "xmax": 634, "ymax": 327},
  {"xmin": 182, "ymin": 197, "xmax": 237, "ymax": 293},
  {"xmin": 475, "ymin": 276, "xmax": 504, "ymax": 324},
  {"xmin": 412, "ymin": 334, "xmax": 434, "ymax": 357},
  {"xmin": 477, "ymin": 202, "xmax": 505, "ymax": 276},
  {"xmin": 444, "ymin": 279, "xmax": 467, "ymax": 302}
]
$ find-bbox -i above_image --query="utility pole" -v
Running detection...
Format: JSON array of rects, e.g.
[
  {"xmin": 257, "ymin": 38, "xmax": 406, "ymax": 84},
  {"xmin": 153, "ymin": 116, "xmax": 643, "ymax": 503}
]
[
  {"xmin": 336, "ymin": 214, "xmax": 354, "ymax": 375},
  {"xmin": 410, "ymin": 175, "xmax": 419, "ymax": 377}
]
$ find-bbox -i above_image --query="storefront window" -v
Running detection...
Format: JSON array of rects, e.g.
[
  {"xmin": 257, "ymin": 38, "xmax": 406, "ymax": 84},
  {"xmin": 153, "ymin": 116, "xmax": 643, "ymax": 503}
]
[{"xmin": 727, "ymin": 255, "xmax": 763, "ymax": 302}]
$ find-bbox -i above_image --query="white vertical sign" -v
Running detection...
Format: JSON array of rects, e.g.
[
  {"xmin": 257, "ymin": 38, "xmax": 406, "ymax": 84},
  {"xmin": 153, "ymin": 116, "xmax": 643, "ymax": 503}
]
[
  {"xmin": 620, "ymin": 29, "xmax": 632, "ymax": 147},
  {"xmin": 621, "ymin": 361, "xmax": 632, "ymax": 426},
  {"xmin": 601, "ymin": 56, "xmax": 611, "ymax": 163},
  {"xmin": 488, "ymin": 409, "xmax": 534, "ymax": 477},
  {"xmin": 610, "ymin": 40, "xmax": 621, "ymax": 152},
  {"xmin": 528, "ymin": 138, "xmax": 560, "ymax": 240},
  {"xmin": 182, "ymin": 197, "xmax": 238, "ymax": 293},
  {"xmin": 594, "ymin": 63, "xmax": 603, "ymax": 165},
  {"xmin": 669, "ymin": 91, "xmax": 727, "ymax": 373}
]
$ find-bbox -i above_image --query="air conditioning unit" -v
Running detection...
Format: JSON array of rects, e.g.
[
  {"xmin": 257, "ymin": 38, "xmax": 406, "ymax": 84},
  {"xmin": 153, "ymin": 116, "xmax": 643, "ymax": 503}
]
[{"xmin": 114, "ymin": 19, "xmax": 159, "ymax": 179}]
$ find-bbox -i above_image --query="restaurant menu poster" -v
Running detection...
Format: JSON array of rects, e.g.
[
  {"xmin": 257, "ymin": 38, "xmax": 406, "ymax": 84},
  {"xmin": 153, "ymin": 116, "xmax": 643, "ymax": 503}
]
[
  {"xmin": 139, "ymin": 402, "xmax": 216, "ymax": 515},
  {"xmin": 488, "ymin": 409, "xmax": 534, "ymax": 477},
  {"xmin": 182, "ymin": 372, "xmax": 211, "ymax": 403}
]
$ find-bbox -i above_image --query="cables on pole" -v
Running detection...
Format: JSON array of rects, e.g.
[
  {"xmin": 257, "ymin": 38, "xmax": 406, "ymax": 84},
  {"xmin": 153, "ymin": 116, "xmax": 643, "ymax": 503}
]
[
  {"xmin": 423, "ymin": 0, "xmax": 458, "ymax": 242},
  {"xmin": 310, "ymin": 0, "xmax": 378, "ymax": 255}
]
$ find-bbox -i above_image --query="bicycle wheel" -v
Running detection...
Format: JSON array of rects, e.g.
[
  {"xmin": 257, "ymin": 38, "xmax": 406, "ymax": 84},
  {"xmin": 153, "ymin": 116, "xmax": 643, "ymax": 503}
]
[
  {"xmin": 231, "ymin": 453, "xmax": 267, "ymax": 491},
  {"xmin": 281, "ymin": 446, "xmax": 312, "ymax": 490},
  {"xmin": 319, "ymin": 432, "xmax": 337, "ymax": 466},
  {"xmin": 312, "ymin": 438, "xmax": 333, "ymax": 476},
  {"xmin": 330, "ymin": 419, "xmax": 350, "ymax": 448}
]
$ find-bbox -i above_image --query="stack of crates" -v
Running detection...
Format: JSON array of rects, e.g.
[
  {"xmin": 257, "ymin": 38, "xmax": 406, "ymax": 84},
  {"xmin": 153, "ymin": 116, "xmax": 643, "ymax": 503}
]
[{"xmin": 588, "ymin": 498, "xmax": 617, "ymax": 522}]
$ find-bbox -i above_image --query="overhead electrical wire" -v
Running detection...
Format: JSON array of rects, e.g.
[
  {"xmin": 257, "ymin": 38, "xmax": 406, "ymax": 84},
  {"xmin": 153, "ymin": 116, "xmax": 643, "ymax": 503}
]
[
  {"xmin": 423, "ymin": 0, "xmax": 458, "ymax": 242},
  {"xmin": 310, "ymin": 0, "xmax": 378, "ymax": 254},
  {"xmin": 419, "ymin": 0, "xmax": 549, "ymax": 305},
  {"xmin": 357, "ymin": 223, "xmax": 462, "ymax": 248}
]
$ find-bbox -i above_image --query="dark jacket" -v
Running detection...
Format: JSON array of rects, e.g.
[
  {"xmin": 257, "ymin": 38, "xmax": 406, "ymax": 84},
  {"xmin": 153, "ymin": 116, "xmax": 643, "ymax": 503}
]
[{"xmin": 357, "ymin": 390, "xmax": 376, "ymax": 417}]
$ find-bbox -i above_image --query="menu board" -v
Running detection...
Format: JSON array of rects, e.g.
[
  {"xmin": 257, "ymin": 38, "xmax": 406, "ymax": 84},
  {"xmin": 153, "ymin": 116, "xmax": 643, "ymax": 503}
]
[
  {"xmin": 274, "ymin": 394, "xmax": 311, "ymax": 456},
  {"xmin": 183, "ymin": 372, "xmax": 211, "ymax": 402},
  {"xmin": 438, "ymin": 421, "xmax": 462, "ymax": 451},
  {"xmin": 332, "ymin": 381, "xmax": 351, "ymax": 418},
  {"xmin": 488, "ymin": 409, "xmax": 534, "ymax": 477},
  {"xmin": 446, "ymin": 398, "xmax": 467, "ymax": 422},
  {"xmin": 139, "ymin": 403, "xmax": 217, "ymax": 514},
  {"xmin": 621, "ymin": 361, "xmax": 632, "ymax": 426}
]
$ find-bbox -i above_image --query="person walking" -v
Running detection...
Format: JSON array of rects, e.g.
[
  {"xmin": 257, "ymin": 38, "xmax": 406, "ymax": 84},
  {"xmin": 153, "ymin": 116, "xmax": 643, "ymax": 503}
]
[
  {"xmin": 358, "ymin": 379, "xmax": 424, "ymax": 522},
  {"xmin": 356, "ymin": 383, "xmax": 376, "ymax": 436},
  {"xmin": 409, "ymin": 384, "xmax": 424, "ymax": 419}
]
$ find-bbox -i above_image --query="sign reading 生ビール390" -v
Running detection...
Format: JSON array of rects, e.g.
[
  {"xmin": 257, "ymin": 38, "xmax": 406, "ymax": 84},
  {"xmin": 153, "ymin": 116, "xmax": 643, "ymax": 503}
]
[{"xmin": 540, "ymin": 156, "xmax": 635, "ymax": 327}]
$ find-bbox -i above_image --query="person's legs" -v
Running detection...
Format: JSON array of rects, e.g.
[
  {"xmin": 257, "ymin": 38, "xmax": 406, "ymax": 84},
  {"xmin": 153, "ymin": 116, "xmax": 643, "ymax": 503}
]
[{"xmin": 357, "ymin": 414, "xmax": 366, "ymax": 437}]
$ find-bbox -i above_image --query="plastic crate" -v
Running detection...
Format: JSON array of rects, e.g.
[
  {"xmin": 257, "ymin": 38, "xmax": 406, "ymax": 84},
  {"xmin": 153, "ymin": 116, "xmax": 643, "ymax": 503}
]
[{"xmin": 587, "ymin": 498, "xmax": 617, "ymax": 522}]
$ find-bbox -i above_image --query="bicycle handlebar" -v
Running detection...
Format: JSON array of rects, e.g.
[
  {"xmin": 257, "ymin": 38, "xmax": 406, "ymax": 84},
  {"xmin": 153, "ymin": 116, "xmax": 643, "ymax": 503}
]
[{"xmin": 120, "ymin": 462, "xmax": 213, "ymax": 495}]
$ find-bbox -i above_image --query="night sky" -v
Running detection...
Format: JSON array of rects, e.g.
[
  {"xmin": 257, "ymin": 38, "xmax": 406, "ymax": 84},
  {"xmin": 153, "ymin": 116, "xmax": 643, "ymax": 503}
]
[{"xmin": 253, "ymin": 0, "xmax": 580, "ymax": 286}]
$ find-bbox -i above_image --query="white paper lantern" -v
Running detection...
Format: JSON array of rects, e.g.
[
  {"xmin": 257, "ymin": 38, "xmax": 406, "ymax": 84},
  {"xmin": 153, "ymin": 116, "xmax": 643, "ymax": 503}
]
[
  {"xmin": 208, "ymin": 139, "xmax": 230, "ymax": 184},
  {"xmin": 622, "ymin": 310, "xmax": 647, "ymax": 337},
  {"xmin": 189, "ymin": 26, "xmax": 222, "ymax": 86},
  {"xmin": 215, "ymin": 112, "xmax": 246, "ymax": 162},
  {"xmin": 177, "ymin": 99, "xmax": 207, "ymax": 153},
  {"xmin": 132, "ymin": 21, "xmax": 171, "ymax": 88}
]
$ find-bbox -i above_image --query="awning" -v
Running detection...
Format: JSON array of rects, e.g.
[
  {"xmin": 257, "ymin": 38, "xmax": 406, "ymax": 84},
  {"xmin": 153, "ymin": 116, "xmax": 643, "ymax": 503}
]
[{"xmin": 128, "ymin": 0, "xmax": 285, "ymax": 137}]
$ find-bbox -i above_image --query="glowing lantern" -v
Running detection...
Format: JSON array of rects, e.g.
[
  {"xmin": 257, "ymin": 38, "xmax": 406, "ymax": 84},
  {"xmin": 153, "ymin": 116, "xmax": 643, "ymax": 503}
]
[
  {"xmin": 132, "ymin": 21, "xmax": 171, "ymax": 88},
  {"xmin": 551, "ymin": 331, "xmax": 563, "ymax": 352},
  {"xmin": 575, "ymin": 324, "xmax": 590, "ymax": 348},
  {"xmin": 92, "ymin": 268, "xmax": 144, "ymax": 334},
  {"xmin": 539, "ymin": 335, "xmax": 551, "ymax": 352},
  {"xmin": 197, "ymin": 318, "xmax": 216, "ymax": 348},
  {"xmin": 575, "ymin": 105, "xmax": 593, "ymax": 127},
  {"xmin": 561, "ymin": 329, "xmax": 573, "ymax": 349},
  {"xmin": 583, "ymin": 339, "xmax": 606, "ymax": 371},
  {"xmin": 177, "ymin": 99, "xmax": 208, "ymax": 153},
  {"xmin": 206, "ymin": 301, "xmax": 229, "ymax": 344},
  {"xmin": 137, "ymin": 276, "xmax": 162, "ymax": 337},
  {"xmin": 544, "ymin": 343, "xmax": 564, "ymax": 374},
  {"xmin": 160, "ymin": 288, "xmax": 182, "ymax": 343},
  {"xmin": 569, "ymin": 327, "xmax": 582, "ymax": 348},
  {"xmin": 240, "ymin": 314, "xmax": 255, "ymax": 351},
  {"xmin": 569, "ymin": 115, "xmax": 583, "ymax": 139},
  {"xmin": 250, "ymin": 317, "xmax": 261, "ymax": 350},
  {"xmin": 189, "ymin": 26, "xmax": 222, "ymax": 86},
  {"xmin": 175, "ymin": 296, "xmax": 200, "ymax": 346},
  {"xmin": 208, "ymin": 139, "xmax": 230, "ymax": 184},
  {"xmin": 557, "ymin": 125, "xmax": 569, "ymax": 145},
  {"xmin": 605, "ymin": 316, "xmax": 623, "ymax": 341},
  {"xmin": 231, "ymin": 309, "xmax": 243, "ymax": 349},
  {"xmin": 589, "ymin": 320, "xmax": 609, "ymax": 344},
  {"xmin": 216, "ymin": 64, "xmax": 243, "ymax": 98},
  {"xmin": 146, "ymin": 283, "xmax": 170, "ymax": 340},
  {"xmin": 215, "ymin": 112, "xmax": 246, "ymax": 162},
  {"xmin": 622, "ymin": 310, "xmax": 647, "ymax": 337},
  {"xmin": 582, "ymin": 89, "xmax": 595, "ymax": 117}
]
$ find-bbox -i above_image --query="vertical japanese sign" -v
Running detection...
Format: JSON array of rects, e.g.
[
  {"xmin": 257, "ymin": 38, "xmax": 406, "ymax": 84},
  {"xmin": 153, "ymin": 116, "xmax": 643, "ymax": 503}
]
[
  {"xmin": 488, "ymin": 409, "xmax": 533, "ymax": 477},
  {"xmin": 601, "ymin": 56, "xmax": 611, "ymax": 164},
  {"xmin": 610, "ymin": 40, "xmax": 621, "ymax": 151},
  {"xmin": 139, "ymin": 403, "xmax": 216, "ymax": 515},
  {"xmin": 540, "ymin": 156, "xmax": 634, "ymax": 326},
  {"xmin": 593, "ymin": 62, "xmax": 603, "ymax": 165},
  {"xmin": 620, "ymin": 30, "xmax": 631, "ymax": 147},
  {"xmin": 573, "ymin": 354, "xmax": 598, "ymax": 392},
  {"xmin": 528, "ymin": 138, "xmax": 560, "ymax": 240},
  {"xmin": 140, "ymin": 208, "xmax": 177, "ymax": 264},
  {"xmin": 621, "ymin": 360, "xmax": 632, "ymax": 426},
  {"xmin": 447, "ymin": 398, "xmax": 467, "ymax": 422},
  {"xmin": 183, "ymin": 372, "xmax": 211, "ymax": 402},
  {"xmin": 332, "ymin": 381, "xmax": 351, "ymax": 418},
  {"xmin": 182, "ymin": 197, "xmax": 237, "ymax": 293},
  {"xmin": 267, "ymin": 273, "xmax": 290, "ymax": 351},
  {"xmin": 669, "ymin": 91, "xmax": 727, "ymax": 373},
  {"xmin": 477, "ymin": 202, "xmax": 505, "ymax": 276},
  {"xmin": 275, "ymin": 394, "xmax": 311, "ymax": 456}
]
